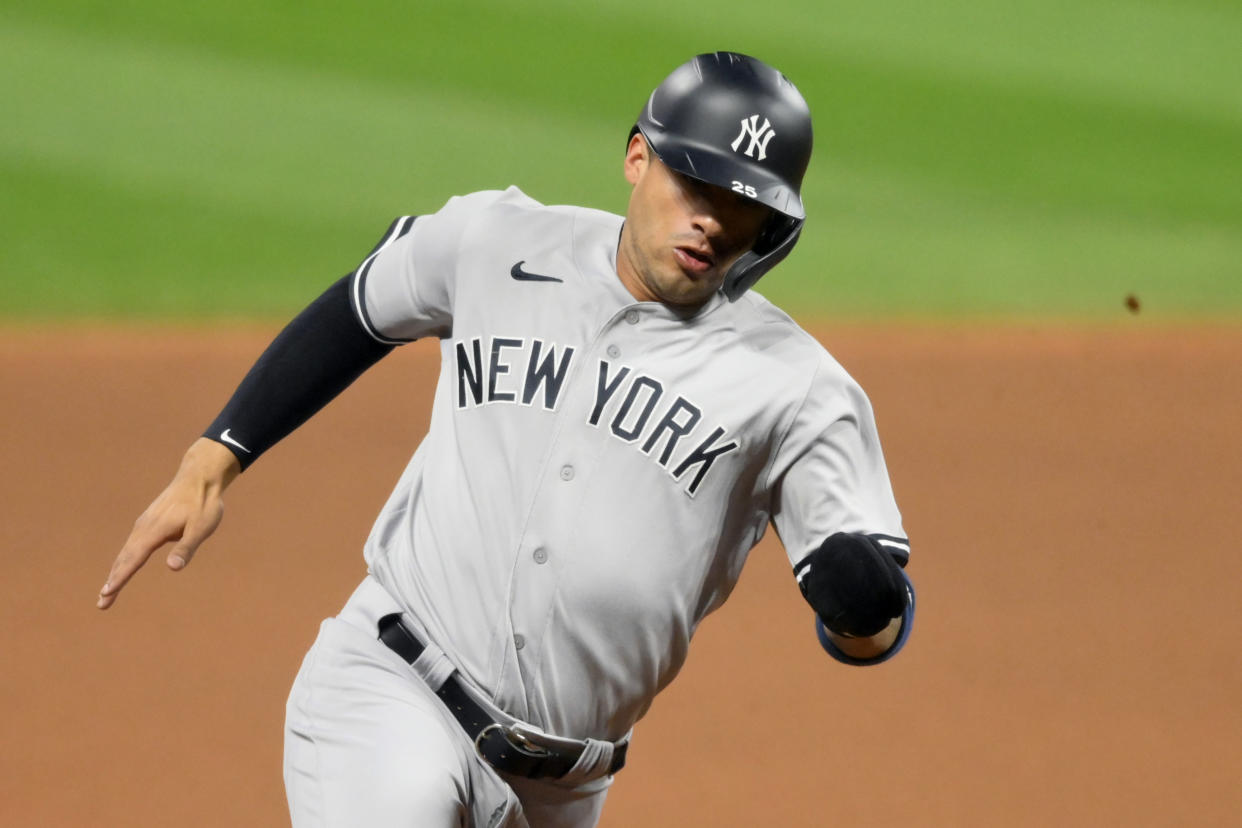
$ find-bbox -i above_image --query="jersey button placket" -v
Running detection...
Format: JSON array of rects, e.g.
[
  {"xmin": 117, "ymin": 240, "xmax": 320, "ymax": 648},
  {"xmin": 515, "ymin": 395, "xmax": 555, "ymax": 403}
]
[{"xmin": 559, "ymin": 464, "xmax": 575, "ymax": 481}]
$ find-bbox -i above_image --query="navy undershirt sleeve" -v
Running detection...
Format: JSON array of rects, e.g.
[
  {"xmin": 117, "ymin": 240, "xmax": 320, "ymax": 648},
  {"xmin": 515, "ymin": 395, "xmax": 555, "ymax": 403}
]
[{"xmin": 203, "ymin": 275, "xmax": 395, "ymax": 471}]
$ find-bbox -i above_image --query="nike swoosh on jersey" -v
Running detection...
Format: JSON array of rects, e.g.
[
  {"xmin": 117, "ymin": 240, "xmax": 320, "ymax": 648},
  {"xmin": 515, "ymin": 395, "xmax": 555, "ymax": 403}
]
[
  {"xmin": 219, "ymin": 429, "xmax": 252, "ymax": 453},
  {"xmin": 510, "ymin": 261, "xmax": 563, "ymax": 283}
]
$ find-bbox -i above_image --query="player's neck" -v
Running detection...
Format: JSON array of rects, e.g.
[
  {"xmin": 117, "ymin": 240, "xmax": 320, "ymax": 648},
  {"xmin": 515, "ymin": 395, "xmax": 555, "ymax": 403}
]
[{"xmin": 614, "ymin": 226, "xmax": 657, "ymax": 304}]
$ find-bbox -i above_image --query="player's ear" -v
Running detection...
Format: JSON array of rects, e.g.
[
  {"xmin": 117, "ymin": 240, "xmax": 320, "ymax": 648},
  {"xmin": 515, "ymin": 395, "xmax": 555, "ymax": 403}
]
[{"xmin": 623, "ymin": 133, "xmax": 648, "ymax": 186}]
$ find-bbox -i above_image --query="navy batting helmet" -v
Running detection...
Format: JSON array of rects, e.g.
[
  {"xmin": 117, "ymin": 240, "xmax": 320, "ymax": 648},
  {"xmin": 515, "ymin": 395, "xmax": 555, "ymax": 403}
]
[{"xmin": 632, "ymin": 52, "xmax": 813, "ymax": 299}]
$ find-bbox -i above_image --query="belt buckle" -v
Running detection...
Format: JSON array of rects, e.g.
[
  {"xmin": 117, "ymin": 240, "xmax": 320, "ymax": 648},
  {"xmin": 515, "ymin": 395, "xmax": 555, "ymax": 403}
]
[
  {"xmin": 474, "ymin": 722, "xmax": 552, "ymax": 757},
  {"xmin": 504, "ymin": 722, "xmax": 552, "ymax": 756}
]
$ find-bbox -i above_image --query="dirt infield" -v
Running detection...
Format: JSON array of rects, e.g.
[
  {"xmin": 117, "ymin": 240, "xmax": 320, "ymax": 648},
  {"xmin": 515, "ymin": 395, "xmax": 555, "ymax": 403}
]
[{"xmin": 2, "ymin": 323, "xmax": 1239, "ymax": 827}]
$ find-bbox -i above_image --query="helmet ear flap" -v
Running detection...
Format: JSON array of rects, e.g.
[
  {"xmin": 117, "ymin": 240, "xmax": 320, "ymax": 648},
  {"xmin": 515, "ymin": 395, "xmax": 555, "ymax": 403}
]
[
  {"xmin": 723, "ymin": 217, "xmax": 803, "ymax": 300},
  {"xmin": 754, "ymin": 211, "xmax": 797, "ymax": 257}
]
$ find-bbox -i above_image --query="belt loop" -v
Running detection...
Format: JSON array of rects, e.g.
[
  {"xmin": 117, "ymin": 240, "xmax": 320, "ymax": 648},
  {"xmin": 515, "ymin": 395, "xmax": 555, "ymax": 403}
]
[
  {"xmin": 557, "ymin": 738, "xmax": 616, "ymax": 786},
  {"xmin": 410, "ymin": 640, "xmax": 457, "ymax": 693}
]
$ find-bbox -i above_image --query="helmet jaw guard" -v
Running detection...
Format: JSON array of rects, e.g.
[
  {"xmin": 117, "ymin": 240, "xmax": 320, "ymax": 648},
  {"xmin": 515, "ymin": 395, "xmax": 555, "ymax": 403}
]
[
  {"xmin": 632, "ymin": 52, "xmax": 813, "ymax": 300},
  {"xmin": 722, "ymin": 214, "xmax": 803, "ymax": 300}
]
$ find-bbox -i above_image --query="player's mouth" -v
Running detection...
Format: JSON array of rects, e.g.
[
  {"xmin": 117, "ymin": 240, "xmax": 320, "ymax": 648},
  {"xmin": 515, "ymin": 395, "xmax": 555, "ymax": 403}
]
[{"xmin": 674, "ymin": 245, "xmax": 715, "ymax": 275}]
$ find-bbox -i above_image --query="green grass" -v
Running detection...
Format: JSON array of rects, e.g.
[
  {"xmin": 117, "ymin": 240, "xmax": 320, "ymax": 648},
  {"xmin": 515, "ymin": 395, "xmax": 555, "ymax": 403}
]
[{"xmin": 2, "ymin": 0, "xmax": 1240, "ymax": 321}]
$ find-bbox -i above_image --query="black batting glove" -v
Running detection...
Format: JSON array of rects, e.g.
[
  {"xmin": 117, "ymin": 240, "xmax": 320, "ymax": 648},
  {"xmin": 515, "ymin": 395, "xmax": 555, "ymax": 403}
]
[{"xmin": 794, "ymin": 532, "xmax": 908, "ymax": 638}]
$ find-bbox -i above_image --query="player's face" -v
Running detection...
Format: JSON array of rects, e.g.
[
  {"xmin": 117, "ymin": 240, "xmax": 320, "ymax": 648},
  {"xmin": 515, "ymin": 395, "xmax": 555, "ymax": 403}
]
[{"xmin": 618, "ymin": 136, "xmax": 771, "ymax": 308}]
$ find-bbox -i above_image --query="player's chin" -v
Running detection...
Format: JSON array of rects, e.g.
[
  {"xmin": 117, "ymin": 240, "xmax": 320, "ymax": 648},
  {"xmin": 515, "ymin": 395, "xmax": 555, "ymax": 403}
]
[
  {"xmin": 657, "ymin": 270, "xmax": 721, "ymax": 307},
  {"xmin": 661, "ymin": 255, "xmax": 721, "ymax": 299}
]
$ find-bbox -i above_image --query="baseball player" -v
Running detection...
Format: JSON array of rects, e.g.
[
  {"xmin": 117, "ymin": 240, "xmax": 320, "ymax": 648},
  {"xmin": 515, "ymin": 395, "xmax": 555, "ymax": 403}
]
[{"xmin": 98, "ymin": 52, "xmax": 915, "ymax": 828}]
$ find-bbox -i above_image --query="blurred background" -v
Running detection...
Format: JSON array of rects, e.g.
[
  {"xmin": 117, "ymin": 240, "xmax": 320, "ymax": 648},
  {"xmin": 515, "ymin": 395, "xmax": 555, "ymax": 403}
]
[
  {"xmin": 2, "ymin": 0, "xmax": 1239, "ymax": 321},
  {"xmin": 3, "ymin": 3, "xmax": 1241, "ymax": 827}
]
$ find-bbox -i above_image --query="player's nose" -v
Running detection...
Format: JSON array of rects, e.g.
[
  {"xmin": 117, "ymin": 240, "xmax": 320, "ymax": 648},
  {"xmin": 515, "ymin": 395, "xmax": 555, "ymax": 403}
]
[
  {"xmin": 689, "ymin": 210, "xmax": 724, "ymax": 244},
  {"xmin": 691, "ymin": 198, "xmax": 741, "ymax": 246},
  {"xmin": 691, "ymin": 203, "xmax": 760, "ymax": 260}
]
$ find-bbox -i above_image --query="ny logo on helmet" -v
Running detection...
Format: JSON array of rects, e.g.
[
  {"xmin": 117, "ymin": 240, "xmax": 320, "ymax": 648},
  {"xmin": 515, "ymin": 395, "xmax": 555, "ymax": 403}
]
[{"xmin": 730, "ymin": 115, "xmax": 775, "ymax": 161}]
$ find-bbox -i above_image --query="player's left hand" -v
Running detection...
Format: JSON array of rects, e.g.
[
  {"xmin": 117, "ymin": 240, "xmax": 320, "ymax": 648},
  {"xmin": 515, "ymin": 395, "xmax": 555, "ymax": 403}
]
[{"xmin": 796, "ymin": 532, "xmax": 908, "ymax": 638}]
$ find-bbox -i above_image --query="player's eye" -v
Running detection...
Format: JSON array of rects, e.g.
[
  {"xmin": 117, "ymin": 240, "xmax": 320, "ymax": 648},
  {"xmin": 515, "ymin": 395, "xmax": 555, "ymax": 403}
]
[
  {"xmin": 673, "ymin": 171, "xmax": 708, "ymax": 195},
  {"xmin": 675, "ymin": 172, "xmax": 730, "ymax": 206}
]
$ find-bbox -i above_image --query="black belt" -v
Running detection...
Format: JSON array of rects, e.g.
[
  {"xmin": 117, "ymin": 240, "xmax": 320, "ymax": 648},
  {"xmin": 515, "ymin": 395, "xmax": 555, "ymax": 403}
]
[{"xmin": 377, "ymin": 613, "xmax": 627, "ymax": 779}]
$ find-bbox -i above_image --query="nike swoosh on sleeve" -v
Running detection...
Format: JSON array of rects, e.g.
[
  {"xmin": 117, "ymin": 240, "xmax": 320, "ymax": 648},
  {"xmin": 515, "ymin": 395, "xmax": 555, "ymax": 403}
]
[{"xmin": 219, "ymin": 429, "xmax": 251, "ymax": 453}]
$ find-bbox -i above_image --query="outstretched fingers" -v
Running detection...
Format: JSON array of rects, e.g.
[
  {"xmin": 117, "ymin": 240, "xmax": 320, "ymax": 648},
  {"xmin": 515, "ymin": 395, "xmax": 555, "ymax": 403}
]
[
  {"xmin": 98, "ymin": 439, "xmax": 239, "ymax": 610},
  {"xmin": 97, "ymin": 512, "xmax": 181, "ymax": 609},
  {"xmin": 97, "ymin": 499, "xmax": 222, "ymax": 610}
]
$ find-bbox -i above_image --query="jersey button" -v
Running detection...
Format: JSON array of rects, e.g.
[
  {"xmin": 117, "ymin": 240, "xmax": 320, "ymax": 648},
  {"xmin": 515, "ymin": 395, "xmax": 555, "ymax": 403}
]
[
  {"xmin": 625, "ymin": 310, "xmax": 640, "ymax": 325},
  {"xmin": 559, "ymin": 465, "xmax": 575, "ymax": 481},
  {"xmin": 533, "ymin": 548, "xmax": 548, "ymax": 564},
  {"xmin": 514, "ymin": 634, "xmax": 526, "ymax": 650},
  {"xmin": 606, "ymin": 344, "xmax": 621, "ymax": 359}
]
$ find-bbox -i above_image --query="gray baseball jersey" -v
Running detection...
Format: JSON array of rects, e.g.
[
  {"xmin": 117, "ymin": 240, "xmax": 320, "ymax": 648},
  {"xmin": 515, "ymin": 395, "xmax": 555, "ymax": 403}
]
[{"xmin": 349, "ymin": 186, "xmax": 906, "ymax": 743}]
